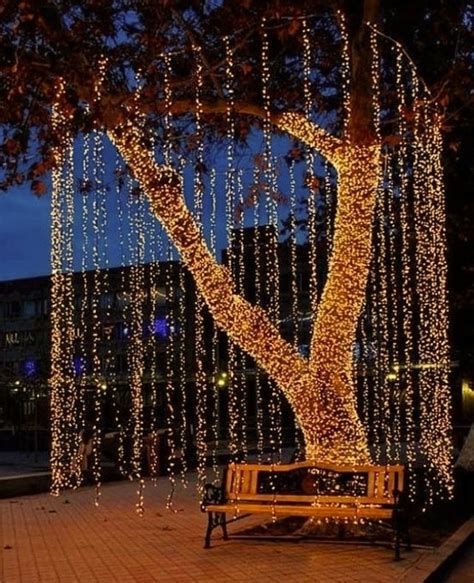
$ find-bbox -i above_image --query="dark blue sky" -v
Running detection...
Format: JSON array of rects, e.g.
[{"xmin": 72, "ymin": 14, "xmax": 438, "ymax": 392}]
[
  {"xmin": 0, "ymin": 185, "xmax": 52, "ymax": 281},
  {"xmin": 0, "ymin": 131, "xmax": 325, "ymax": 282}
]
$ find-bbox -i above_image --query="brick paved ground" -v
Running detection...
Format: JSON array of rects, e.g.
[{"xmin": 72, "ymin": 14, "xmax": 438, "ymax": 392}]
[{"xmin": 1, "ymin": 473, "xmax": 430, "ymax": 582}]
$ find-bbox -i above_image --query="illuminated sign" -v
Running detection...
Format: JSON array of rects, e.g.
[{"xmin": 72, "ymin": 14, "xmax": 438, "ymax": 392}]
[{"xmin": 4, "ymin": 331, "xmax": 35, "ymax": 346}]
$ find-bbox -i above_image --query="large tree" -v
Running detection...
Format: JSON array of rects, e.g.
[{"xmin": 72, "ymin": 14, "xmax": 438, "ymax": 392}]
[{"xmin": 0, "ymin": 0, "xmax": 471, "ymax": 463}]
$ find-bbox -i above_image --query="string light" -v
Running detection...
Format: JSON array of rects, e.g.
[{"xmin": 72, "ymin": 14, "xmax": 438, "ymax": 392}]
[
  {"xmin": 302, "ymin": 18, "xmax": 319, "ymax": 324},
  {"xmin": 62, "ymin": 130, "xmax": 77, "ymax": 487},
  {"xmin": 192, "ymin": 44, "xmax": 208, "ymax": 494},
  {"xmin": 115, "ymin": 165, "xmax": 129, "ymax": 478},
  {"xmin": 235, "ymin": 169, "xmax": 248, "ymax": 461},
  {"xmin": 223, "ymin": 35, "xmax": 241, "ymax": 462},
  {"xmin": 76, "ymin": 133, "xmax": 90, "ymax": 484},
  {"xmin": 385, "ymin": 49, "xmax": 404, "ymax": 465},
  {"xmin": 288, "ymin": 162, "xmax": 303, "ymax": 458},
  {"xmin": 165, "ymin": 242, "xmax": 178, "ymax": 509},
  {"xmin": 90, "ymin": 131, "xmax": 104, "ymax": 499},
  {"xmin": 177, "ymin": 259, "xmax": 189, "ymax": 486},
  {"xmin": 261, "ymin": 20, "xmax": 283, "ymax": 463},
  {"xmin": 148, "ymin": 185, "xmax": 161, "ymax": 483},
  {"xmin": 126, "ymin": 178, "xmax": 146, "ymax": 510},
  {"xmin": 208, "ymin": 167, "xmax": 220, "ymax": 482},
  {"xmin": 384, "ymin": 158, "xmax": 397, "ymax": 463},
  {"xmin": 367, "ymin": 256, "xmax": 382, "ymax": 462},
  {"xmin": 251, "ymin": 162, "xmax": 264, "ymax": 462},
  {"xmin": 412, "ymin": 79, "xmax": 453, "ymax": 503},
  {"xmin": 338, "ymin": 10, "xmax": 351, "ymax": 136},
  {"xmin": 50, "ymin": 84, "xmax": 76, "ymax": 493},
  {"xmin": 49, "ymin": 13, "xmax": 453, "ymax": 502},
  {"xmin": 396, "ymin": 49, "xmax": 416, "ymax": 498}
]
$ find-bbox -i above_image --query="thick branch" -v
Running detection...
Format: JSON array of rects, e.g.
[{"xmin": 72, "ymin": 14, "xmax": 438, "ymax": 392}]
[
  {"xmin": 346, "ymin": 0, "xmax": 380, "ymax": 143},
  {"xmin": 146, "ymin": 98, "xmax": 342, "ymax": 165},
  {"xmin": 108, "ymin": 120, "xmax": 318, "ymax": 416},
  {"xmin": 309, "ymin": 144, "xmax": 380, "ymax": 381},
  {"xmin": 171, "ymin": 8, "xmax": 225, "ymax": 99},
  {"xmin": 108, "ymin": 119, "xmax": 371, "ymax": 464}
]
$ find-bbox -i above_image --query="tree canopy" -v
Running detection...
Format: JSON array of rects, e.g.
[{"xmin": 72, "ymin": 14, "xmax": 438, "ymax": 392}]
[{"xmin": 0, "ymin": 0, "xmax": 471, "ymax": 191}]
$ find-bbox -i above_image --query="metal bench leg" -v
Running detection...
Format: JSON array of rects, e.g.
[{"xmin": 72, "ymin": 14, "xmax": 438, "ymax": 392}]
[
  {"xmin": 404, "ymin": 527, "xmax": 412, "ymax": 552},
  {"xmin": 394, "ymin": 523, "xmax": 401, "ymax": 561},
  {"xmin": 220, "ymin": 513, "xmax": 229, "ymax": 541},
  {"xmin": 204, "ymin": 512, "xmax": 214, "ymax": 549}
]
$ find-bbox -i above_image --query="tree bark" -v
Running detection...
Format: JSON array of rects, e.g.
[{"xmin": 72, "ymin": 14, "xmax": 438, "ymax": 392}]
[
  {"xmin": 56, "ymin": 1, "xmax": 383, "ymax": 465},
  {"xmin": 108, "ymin": 120, "xmax": 371, "ymax": 464}
]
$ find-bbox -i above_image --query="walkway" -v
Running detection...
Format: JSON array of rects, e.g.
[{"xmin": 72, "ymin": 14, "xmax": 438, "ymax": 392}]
[{"xmin": 1, "ymin": 474, "xmax": 431, "ymax": 582}]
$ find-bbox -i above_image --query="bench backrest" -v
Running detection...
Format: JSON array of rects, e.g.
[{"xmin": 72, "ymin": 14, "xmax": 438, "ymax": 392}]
[{"xmin": 224, "ymin": 461, "xmax": 404, "ymax": 505}]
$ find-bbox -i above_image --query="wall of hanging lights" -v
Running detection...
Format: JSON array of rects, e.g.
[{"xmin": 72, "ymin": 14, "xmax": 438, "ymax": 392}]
[{"xmin": 49, "ymin": 16, "xmax": 453, "ymax": 509}]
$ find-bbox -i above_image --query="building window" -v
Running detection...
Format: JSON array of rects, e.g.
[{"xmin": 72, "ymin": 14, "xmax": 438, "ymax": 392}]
[
  {"xmin": 9, "ymin": 301, "xmax": 21, "ymax": 318},
  {"xmin": 115, "ymin": 322, "xmax": 130, "ymax": 340},
  {"xmin": 100, "ymin": 292, "xmax": 115, "ymax": 309},
  {"xmin": 23, "ymin": 300, "xmax": 41, "ymax": 318}
]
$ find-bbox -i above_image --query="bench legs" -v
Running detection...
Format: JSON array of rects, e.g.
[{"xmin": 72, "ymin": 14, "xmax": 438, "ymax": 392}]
[
  {"xmin": 204, "ymin": 511, "xmax": 227, "ymax": 549},
  {"xmin": 393, "ymin": 489, "xmax": 412, "ymax": 561},
  {"xmin": 221, "ymin": 514, "xmax": 229, "ymax": 541},
  {"xmin": 394, "ymin": 525, "xmax": 412, "ymax": 561}
]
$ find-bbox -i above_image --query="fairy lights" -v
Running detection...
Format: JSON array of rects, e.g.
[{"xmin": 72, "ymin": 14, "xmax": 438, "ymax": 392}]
[
  {"xmin": 223, "ymin": 35, "xmax": 239, "ymax": 462},
  {"xmin": 208, "ymin": 167, "xmax": 220, "ymax": 481},
  {"xmin": 395, "ymin": 46, "xmax": 415, "ymax": 499},
  {"xmin": 50, "ymin": 84, "xmax": 77, "ymax": 493},
  {"xmin": 302, "ymin": 18, "xmax": 319, "ymax": 318},
  {"xmin": 288, "ymin": 162, "xmax": 303, "ymax": 457},
  {"xmin": 192, "ymin": 43, "xmax": 208, "ymax": 494},
  {"xmin": 115, "ymin": 165, "xmax": 129, "ymax": 478},
  {"xmin": 148, "ymin": 202, "xmax": 161, "ymax": 483},
  {"xmin": 127, "ymin": 182, "xmax": 145, "ymax": 491},
  {"xmin": 165, "ymin": 244, "xmax": 178, "ymax": 509},
  {"xmin": 177, "ymin": 261, "xmax": 189, "ymax": 485},
  {"xmin": 249, "ymin": 165, "xmax": 265, "ymax": 462},
  {"xmin": 77, "ymin": 133, "xmax": 90, "ymax": 484},
  {"xmin": 235, "ymin": 170, "xmax": 248, "ymax": 460},
  {"xmin": 412, "ymin": 85, "xmax": 453, "ymax": 502},
  {"xmin": 262, "ymin": 19, "xmax": 283, "ymax": 462},
  {"xmin": 90, "ymin": 131, "xmax": 107, "ymax": 500},
  {"xmin": 338, "ymin": 10, "xmax": 351, "ymax": 136},
  {"xmin": 47, "ymin": 13, "xmax": 453, "ymax": 507}
]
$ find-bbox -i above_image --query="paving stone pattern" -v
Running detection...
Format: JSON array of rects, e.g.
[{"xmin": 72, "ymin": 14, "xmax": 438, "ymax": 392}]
[{"xmin": 1, "ymin": 474, "xmax": 429, "ymax": 582}]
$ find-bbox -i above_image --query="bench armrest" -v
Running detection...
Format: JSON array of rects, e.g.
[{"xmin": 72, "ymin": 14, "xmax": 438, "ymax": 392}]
[{"xmin": 201, "ymin": 483, "xmax": 224, "ymax": 510}]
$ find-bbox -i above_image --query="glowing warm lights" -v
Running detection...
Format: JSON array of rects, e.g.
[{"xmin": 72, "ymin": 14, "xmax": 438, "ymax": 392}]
[
  {"xmin": 50, "ymin": 85, "xmax": 77, "ymax": 494},
  {"xmin": 192, "ymin": 43, "xmax": 208, "ymax": 494},
  {"xmin": 49, "ymin": 14, "xmax": 453, "ymax": 507},
  {"xmin": 412, "ymin": 91, "xmax": 453, "ymax": 501},
  {"xmin": 223, "ymin": 34, "xmax": 240, "ymax": 461}
]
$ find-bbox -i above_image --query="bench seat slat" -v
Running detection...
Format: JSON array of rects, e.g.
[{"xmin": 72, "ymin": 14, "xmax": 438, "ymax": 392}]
[
  {"xmin": 204, "ymin": 503, "xmax": 392, "ymax": 519},
  {"xmin": 227, "ymin": 493, "xmax": 394, "ymax": 505}
]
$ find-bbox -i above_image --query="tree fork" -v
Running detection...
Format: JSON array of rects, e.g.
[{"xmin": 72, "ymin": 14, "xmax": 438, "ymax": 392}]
[{"xmin": 108, "ymin": 120, "xmax": 371, "ymax": 464}]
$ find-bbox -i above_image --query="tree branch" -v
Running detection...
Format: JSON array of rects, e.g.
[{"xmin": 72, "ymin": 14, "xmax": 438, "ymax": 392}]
[
  {"xmin": 171, "ymin": 8, "xmax": 225, "ymax": 99},
  {"xmin": 107, "ymin": 120, "xmax": 318, "ymax": 420},
  {"xmin": 140, "ymin": 98, "xmax": 342, "ymax": 165}
]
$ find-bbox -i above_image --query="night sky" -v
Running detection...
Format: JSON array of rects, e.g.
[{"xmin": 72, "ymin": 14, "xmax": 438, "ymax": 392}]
[
  {"xmin": 0, "ymin": 131, "xmax": 315, "ymax": 283},
  {"xmin": 0, "ymin": 185, "xmax": 52, "ymax": 281}
]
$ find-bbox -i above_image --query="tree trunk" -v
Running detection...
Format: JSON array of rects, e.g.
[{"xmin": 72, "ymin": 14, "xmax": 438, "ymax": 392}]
[
  {"xmin": 109, "ymin": 122, "xmax": 372, "ymax": 464},
  {"xmin": 311, "ymin": 145, "xmax": 380, "ymax": 393}
]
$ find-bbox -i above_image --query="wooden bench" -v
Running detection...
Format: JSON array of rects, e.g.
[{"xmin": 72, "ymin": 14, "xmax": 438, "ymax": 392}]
[{"xmin": 201, "ymin": 461, "xmax": 411, "ymax": 559}]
